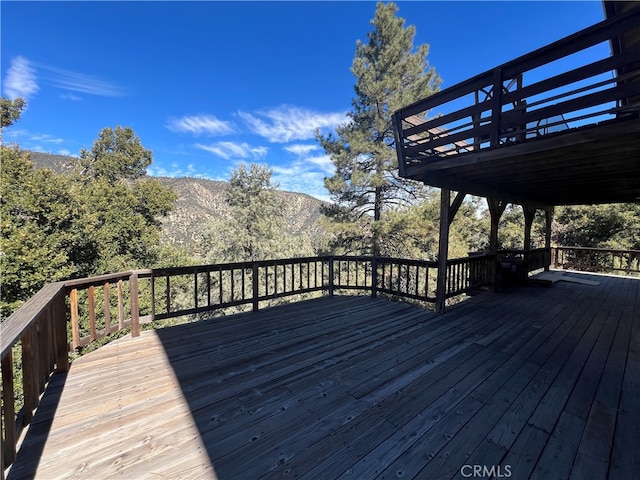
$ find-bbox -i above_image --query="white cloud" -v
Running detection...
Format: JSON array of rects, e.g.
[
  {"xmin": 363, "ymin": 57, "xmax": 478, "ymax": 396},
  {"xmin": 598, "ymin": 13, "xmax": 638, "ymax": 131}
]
[
  {"xmin": 3, "ymin": 56, "xmax": 39, "ymax": 100},
  {"xmin": 36, "ymin": 62, "xmax": 124, "ymax": 97},
  {"xmin": 267, "ymin": 145, "xmax": 336, "ymax": 201},
  {"xmin": 271, "ymin": 164, "xmax": 331, "ymax": 202},
  {"xmin": 196, "ymin": 141, "xmax": 268, "ymax": 160},
  {"xmin": 284, "ymin": 144, "xmax": 319, "ymax": 156},
  {"xmin": 60, "ymin": 93, "xmax": 82, "ymax": 101},
  {"xmin": 238, "ymin": 105, "xmax": 347, "ymax": 143},
  {"xmin": 166, "ymin": 115, "xmax": 235, "ymax": 136},
  {"xmin": 3, "ymin": 56, "xmax": 125, "ymax": 99},
  {"xmin": 30, "ymin": 133, "xmax": 64, "ymax": 144},
  {"xmin": 306, "ymin": 155, "xmax": 335, "ymax": 175}
]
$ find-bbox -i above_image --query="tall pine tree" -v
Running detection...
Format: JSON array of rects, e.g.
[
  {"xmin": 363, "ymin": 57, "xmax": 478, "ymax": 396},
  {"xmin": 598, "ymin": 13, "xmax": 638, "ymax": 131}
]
[{"xmin": 318, "ymin": 2, "xmax": 441, "ymax": 255}]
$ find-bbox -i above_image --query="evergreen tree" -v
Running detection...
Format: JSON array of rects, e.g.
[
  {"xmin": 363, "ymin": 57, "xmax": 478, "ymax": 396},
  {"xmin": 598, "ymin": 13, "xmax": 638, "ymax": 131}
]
[
  {"xmin": 0, "ymin": 147, "xmax": 77, "ymax": 317},
  {"xmin": 69, "ymin": 126, "xmax": 176, "ymax": 274},
  {"xmin": 1, "ymin": 121, "xmax": 177, "ymax": 317},
  {"xmin": 203, "ymin": 163, "xmax": 313, "ymax": 262},
  {"xmin": 554, "ymin": 204, "xmax": 640, "ymax": 250},
  {"xmin": 318, "ymin": 1, "xmax": 441, "ymax": 255},
  {"xmin": 0, "ymin": 97, "xmax": 26, "ymax": 130},
  {"xmin": 73, "ymin": 126, "xmax": 152, "ymax": 183}
]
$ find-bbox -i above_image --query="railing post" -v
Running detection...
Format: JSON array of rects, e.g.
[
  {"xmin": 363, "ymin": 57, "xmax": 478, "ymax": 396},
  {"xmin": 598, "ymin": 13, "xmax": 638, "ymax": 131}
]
[
  {"xmin": 1, "ymin": 351, "xmax": 16, "ymax": 469},
  {"xmin": 129, "ymin": 273, "xmax": 140, "ymax": 338},
  {"xmin": 371, "ymin": 257, "xmax": 378, "ymax": 299},
  {"xmin": 53, "ymin": 290, "xmax": 69, "ymax": 373},
  {"xmin": 21, "ymin": 328, "xmax": 37, "ymax": 424},
  {"xmin": 436, "ymin": 189, "xmax": 451, "ymax": 313},
  {"xmin": 328, "ymin": 257, "xmax": 335, "ymax": 297},
  {"xmin": 544, "ymin": 208, "xmax": 553, "ymax": 271},
  {"xmin": 252, "ymin": 263, "xmax": 259, "ymax": 312}
]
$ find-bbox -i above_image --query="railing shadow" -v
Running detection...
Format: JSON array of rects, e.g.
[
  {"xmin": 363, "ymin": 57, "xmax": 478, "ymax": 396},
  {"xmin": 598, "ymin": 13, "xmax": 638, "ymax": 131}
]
[{"xmin": 5, "ymin": 372, "xmax": 68, "ymax": 480}]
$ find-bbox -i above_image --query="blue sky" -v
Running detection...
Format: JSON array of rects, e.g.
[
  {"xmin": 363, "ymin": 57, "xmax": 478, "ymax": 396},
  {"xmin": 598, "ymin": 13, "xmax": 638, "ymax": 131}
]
[{"xmin": 2, "ymin": 1, "xmax": 605, "ymax": 201}]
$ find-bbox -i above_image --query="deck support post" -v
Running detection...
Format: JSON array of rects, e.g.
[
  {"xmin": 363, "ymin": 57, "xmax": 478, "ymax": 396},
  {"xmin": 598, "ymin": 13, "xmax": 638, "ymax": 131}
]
[
  {"xmin": 544, "ymin": 207, "xmax": 554, "ymax": 271},
  {"xmin": 436, "ymin": 189, "xmax": 451, "ymax": 313},
  {"xmin": 487, "ymin": 198, "xmax": 507, "ymax": 291},
  {"xmin": 523, "ymin": 205, "xmax": 536, "ymax": 269},
  {"xmin": 523, "ymin": 206, "xmax": 536, "ymax": 252},
  {"xmin": 435, "ymin": 190, "xmax": 466, "ymax": 313}
]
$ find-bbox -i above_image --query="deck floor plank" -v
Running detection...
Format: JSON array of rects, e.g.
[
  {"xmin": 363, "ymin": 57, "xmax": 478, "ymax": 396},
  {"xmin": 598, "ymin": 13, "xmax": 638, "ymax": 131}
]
[{"xmin": 6, "ymin": 272, "xmax": 639, "ymax": 480}]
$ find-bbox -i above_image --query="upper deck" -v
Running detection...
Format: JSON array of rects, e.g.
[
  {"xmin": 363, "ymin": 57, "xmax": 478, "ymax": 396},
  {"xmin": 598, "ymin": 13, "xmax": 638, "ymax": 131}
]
[
  {"xmin": 392, "ymin": 4, "xmax": 640, "ymax": 207},
  {"xmin": 6, "ymin": 270, "xmax": 639, "ymax": 479}
]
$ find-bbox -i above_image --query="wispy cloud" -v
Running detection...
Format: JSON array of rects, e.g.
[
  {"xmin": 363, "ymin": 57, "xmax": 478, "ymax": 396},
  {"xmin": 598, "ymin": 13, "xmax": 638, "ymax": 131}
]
[
  {"xmin": 196, "ymin": 141, "xmax": 268, "ymax": 160},
  {"xmin": 271, "ymin": 164, "xmax": 331, "ymax": 202},
  {"xmin": 30, "ymin": 133, "xmax": 64, "ymax": 144},
  {"xmin": 147, "ymin": 162, "xmax": 203, "ymax": 178},
  {"xmin": 3, "ymin": 56, "xmax": 125, "ymax": 100},
  {"xmin": 267, "ymin": 144, "xmax": 335, "ymax": 201},
  {"xmin": 285, "ymin": 144, "xmax": 320, "ymax": 156},
  {"xmin": 238, "ymin": 105, "xmax": 347, "ymax": 143},
  {"xmin": 36, "ymin": 62, "xmax": 125, "ymax": 97},
  {"xmin": 60, "ymin": 93, "xmax": 82, "ymax": 101},
  {"xmin": 166, "ymin": 115, "xmax": 235, "ymax": 136},
  {"xmin": 284, "ymin": 144, "xmax": 333, "ymax": 175},
  {"xmin": 3, "ymin": 56, "xmax": 39, "ymax": 100}
]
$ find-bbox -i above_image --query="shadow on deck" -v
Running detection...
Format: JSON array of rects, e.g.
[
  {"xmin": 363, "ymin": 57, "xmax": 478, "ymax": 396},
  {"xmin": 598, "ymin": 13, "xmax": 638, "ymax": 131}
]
[{"xmin": 7, "ymin": 271, "xmax": 640, "ymax": 479}]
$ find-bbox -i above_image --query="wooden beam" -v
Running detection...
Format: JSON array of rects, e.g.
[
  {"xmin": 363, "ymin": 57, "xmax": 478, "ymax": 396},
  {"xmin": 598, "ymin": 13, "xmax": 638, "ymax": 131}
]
[
  {"xmin": 449, "ymin": 191, "xmax": 467, "ymax": 225},
  {"xmin": 523, "ymin": 205, "xmax": 537, "ymax": 252},
  {"xmin": 544, "ymin": 207, "xmax": 554, "ymax": 271},
  {"xmin": 416, "ymin": 170, "xmax": 551, "ymax": 209},
  {"xmin": 436, "ymin": 189, "xmax": 451, "ymax": 313},
  {"xmin": 487, "ymin": 198, "xmax": 508, "ymax": 291}
]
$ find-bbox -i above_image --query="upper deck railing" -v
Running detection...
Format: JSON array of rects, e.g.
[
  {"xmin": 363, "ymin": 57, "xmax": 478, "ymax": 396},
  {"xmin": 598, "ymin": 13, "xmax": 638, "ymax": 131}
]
[{"xmin": 392, "ymin": 7, "xmax": 640, "ymax": 171}]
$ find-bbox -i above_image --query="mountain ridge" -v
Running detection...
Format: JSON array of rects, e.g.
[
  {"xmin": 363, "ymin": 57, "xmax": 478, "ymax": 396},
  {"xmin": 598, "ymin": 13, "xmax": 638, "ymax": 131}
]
[{"xmin": 28, "ymin": 151, "xmax": 328, "ymax": 250}]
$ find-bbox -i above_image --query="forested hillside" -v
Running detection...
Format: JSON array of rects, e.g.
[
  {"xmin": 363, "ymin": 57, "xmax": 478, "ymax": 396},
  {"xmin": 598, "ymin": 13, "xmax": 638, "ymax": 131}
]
[{"xmin": 30, "ymin": 152, "xmax": 327, "ymax": 250}]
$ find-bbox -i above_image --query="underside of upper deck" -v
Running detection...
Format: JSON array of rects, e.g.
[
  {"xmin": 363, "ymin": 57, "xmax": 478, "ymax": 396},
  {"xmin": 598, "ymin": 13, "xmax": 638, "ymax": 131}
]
[
  {"xmin": 393, "ymin": 4, "xmax": 640, "ymax": 207},
  {"xmin": 7, "ymin": 271, "xmax": 639, "ymax": 480}
]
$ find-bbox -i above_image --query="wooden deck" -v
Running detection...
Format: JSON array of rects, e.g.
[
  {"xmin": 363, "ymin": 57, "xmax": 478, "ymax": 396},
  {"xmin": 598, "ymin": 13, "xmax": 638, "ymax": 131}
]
[{"xmin": 6, "ymin": 271, "xmax": 639, "ymax": 479}]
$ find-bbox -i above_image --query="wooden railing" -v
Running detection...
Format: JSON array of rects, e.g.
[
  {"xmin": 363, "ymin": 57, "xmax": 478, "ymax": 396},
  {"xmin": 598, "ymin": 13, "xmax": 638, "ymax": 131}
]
[
  {"xmin": 0, "ymin": 270, "xmax": 146, "ymax": 474},
  {"xmin": 393, "ymin": 7, "xmax": 640, "ymax": 168},
  {"xmin": 446, "ymin": 254, "xmax": 495, "ymax": 298},
  {"xmin": 551, "ymin": 246, "xmax": 640, "ymax": 275},
  {"xmin": 497, "ymin": 248, "xmax": 551, "ymax": 274},
  {"xmin": 0, "ymin": 252, "xmax": 543, "ymax": 474}
]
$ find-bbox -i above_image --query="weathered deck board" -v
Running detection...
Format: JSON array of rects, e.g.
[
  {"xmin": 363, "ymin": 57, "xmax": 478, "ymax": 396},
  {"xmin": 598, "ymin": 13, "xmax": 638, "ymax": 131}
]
[{"xmin": 6, "ymin": 272, "xmax": 639, "ymax": 480}]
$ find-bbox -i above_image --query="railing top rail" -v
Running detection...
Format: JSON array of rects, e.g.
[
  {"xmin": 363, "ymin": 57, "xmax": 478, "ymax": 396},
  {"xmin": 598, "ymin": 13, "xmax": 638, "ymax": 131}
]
[
  {"xmin": 446, "ymin": 253, "xmax": 496, "ymax": 266},
  {"xmin": 395, "ymin": 7, "xmax": 640, "ymax": 118},
  {"xmin": 553, "ymin": 246, "xmax": 640, "ymax": 255},
  {"xmin": 0, "ymin": 281, "xmax": 66, "ymax": 358},
  {"xmin": 63, "ymin": 269, "xmax": 153, "ymax": 290}
]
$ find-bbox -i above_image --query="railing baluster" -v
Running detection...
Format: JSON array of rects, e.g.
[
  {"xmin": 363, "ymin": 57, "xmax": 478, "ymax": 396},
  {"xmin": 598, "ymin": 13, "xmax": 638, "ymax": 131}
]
[
  {"xmin": 229, "ymin": 268, "xmax": 236, "ymax": 302},
  {"xmin": 21, "ymin": 327, "xmax": 37, "ymax": 424},
  {"xmin": 164, "ymin": 275, "xmax": 171, "ymax": 316},
  {"xmin": 218, "ymin": 268, "xmax": 223, "ymax": 304},
  {"xmin": 194, "ymin": 268, "xmax": 199, "ymax": 309},
  {"xmin": 129, "ymin": 274, "xmax": 140, "ymax": 338},
  {"xmin": 88, "ymin": 285, "xmax": 96, "ymax": 342},
  {"xmin": 104, "ymin": 282, "xmax": 112, "ymax": 334},
  {"xmin": 70, "ymin": 288, "xmax": 80, "ymax": 349},
  {"xmin": 252, "ymin": 264, "xmax": 259, "ymax": 312}
]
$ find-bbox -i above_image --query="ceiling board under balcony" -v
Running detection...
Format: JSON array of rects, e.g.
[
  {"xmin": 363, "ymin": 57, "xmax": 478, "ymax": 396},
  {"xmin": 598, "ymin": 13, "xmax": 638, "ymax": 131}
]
[{"xmin": 401, "ymin": 117, "xmax": 640, "ymax": 206}]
